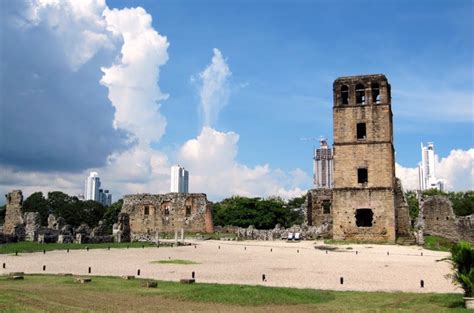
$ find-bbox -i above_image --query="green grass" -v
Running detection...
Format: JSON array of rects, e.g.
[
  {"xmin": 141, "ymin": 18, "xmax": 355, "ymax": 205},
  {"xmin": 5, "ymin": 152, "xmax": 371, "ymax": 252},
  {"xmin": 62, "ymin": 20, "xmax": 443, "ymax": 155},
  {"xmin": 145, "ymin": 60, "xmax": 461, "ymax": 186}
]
[
  {"xmin": 0, "ymin": 274, "xmax": 468, "ymax": 312},
  {"xmin": 151, "ymin": 259, "xmax": 199, "ymax": 265},
  {"xmin": 0, "ymin": 241, "xmax": 157, "ymax": 254},
  {"xmin": 423, "ymin": 235, "xmax": 455, "ymax": 252}
]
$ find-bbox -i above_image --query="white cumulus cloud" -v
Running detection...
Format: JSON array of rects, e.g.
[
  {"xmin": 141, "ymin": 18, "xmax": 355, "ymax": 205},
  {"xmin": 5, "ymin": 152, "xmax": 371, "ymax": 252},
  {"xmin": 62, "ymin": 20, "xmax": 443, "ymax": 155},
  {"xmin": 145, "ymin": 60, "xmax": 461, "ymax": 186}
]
[
  {"xmin": 101, "ymin": 6, "xmax": 169, "ymax": 145},
  {"xmin": 178, "ymin": 127, "xmax": 311, "ymax": 200},
  {"xmin": 197, "ymin": 48, "xmax": 231, "ymax": 127},
  {"xmin": 396, "ymin": 148, "xmax": 474, "ymax": 191}
]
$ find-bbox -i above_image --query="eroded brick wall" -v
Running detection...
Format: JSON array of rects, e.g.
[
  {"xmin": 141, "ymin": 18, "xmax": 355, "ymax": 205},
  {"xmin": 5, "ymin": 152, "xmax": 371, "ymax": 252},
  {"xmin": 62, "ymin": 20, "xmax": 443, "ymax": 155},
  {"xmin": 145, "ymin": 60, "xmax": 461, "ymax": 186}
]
[{"xmin": 121, "ymin": 193, "xmax": 214, "ymax": 240}]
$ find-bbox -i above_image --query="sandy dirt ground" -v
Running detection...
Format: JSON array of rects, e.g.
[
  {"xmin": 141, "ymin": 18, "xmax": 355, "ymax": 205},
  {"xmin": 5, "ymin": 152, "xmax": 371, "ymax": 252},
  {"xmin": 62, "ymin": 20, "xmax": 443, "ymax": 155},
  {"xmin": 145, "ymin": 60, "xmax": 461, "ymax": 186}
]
[{"xmin": 0, "ymin": 240, "xmax": 458, "ymax": 294}]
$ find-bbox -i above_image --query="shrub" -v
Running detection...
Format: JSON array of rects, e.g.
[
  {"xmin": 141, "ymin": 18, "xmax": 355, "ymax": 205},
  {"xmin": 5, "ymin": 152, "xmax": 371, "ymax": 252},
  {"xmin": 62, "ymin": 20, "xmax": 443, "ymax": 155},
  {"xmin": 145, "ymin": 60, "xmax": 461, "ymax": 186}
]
[{"xmin": 444, "ymin": 241, "xmax": 474, "ymax": 297}]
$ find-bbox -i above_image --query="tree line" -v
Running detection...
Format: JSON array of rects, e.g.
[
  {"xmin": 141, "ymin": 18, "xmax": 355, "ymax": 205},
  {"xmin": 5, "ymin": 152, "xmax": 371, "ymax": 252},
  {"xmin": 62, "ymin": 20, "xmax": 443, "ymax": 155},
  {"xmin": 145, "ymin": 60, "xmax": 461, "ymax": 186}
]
[
  {"xmin": 0, "ymin": 191, "xmax": 122, "ymax": 232},
  {"xmin": 406, "ymin": 189, "xmax": 473, "ymax": 220}
]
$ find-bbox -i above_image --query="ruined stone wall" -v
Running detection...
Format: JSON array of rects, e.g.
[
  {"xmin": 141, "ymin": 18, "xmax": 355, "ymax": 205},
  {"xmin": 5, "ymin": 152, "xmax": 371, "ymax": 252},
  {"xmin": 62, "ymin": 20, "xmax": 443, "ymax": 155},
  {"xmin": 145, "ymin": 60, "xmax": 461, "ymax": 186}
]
[
  {"xmin": 332, "ymin": 189, "xmax": 396, "ymax": 241},
  {"xmin": 394, "ymin": 178, "xmax": 413, "ymax": 239},
  {"xmin": 121, "ymin": 193, "xmax": 214, "ymax": 240},
  {"xmin": 457, "ymin": 215, "xmax": 474, "ymax": 243},
  {"xmin": 3, "ymin": 190, "xmax": 25, "ymax": 239},
  {"xmin": 420, "ymin": 196, "xmax": 473, "ymax": 243},
  {"xmin": 306, "ymin": 189, "xmax": 332, "ymax": 237}
]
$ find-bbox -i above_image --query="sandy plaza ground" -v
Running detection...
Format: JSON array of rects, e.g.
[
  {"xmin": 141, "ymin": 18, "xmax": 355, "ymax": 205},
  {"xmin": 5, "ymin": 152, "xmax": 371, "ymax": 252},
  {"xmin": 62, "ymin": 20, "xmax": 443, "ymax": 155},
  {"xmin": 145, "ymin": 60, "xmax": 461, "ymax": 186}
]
[{"xmin": 0, "ymin": 240, "xmax": 458, "ymax": 294}]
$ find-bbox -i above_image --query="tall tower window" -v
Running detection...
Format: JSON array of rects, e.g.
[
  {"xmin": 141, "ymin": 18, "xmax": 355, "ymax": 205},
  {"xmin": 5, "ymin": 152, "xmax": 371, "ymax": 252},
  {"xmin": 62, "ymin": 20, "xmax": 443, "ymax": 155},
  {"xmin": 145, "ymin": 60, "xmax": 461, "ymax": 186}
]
[
  {"xmin": 357, "ymin": 168, "xmax": 368, "ymax": 184},
  {"xmin": 356, "ymin": 123, "xmax": 366, "ymax": 139},
  {"xmin": 144, "ymin": 205, "xmax": 149, "ymax": 215},
  {"xmin": 372, "ymin": 83, "xmax": 380, "ymax": 104},
  {"xmin": 341, "ymin": 85, "xmax": 349, "ymax": 104},
  {"xmin": 355, "ymin": 209, "xmax": 373, "ymax": 227},
  {"xmin": 355, "ymin": 84, "xmax": 365, "ymax": 104}
]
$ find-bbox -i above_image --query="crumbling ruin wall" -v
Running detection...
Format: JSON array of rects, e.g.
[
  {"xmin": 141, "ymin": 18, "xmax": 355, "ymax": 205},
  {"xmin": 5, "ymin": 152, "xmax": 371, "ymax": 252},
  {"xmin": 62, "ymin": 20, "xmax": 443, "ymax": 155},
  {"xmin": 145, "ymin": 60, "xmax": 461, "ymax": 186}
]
[
  {"xmin": 305, "ymin": 189, "xmax": 332, "ymax": 237},
  {"xmin": 394, "ymin": 178, "xmax": 414, "ymax": 239},
  {"xmin": 332, "ymin": 188, "xmax": 396, "ymax": 242},
  {"xmin": 24, "ymin": 212, "xmax": 41, "ymax": 242},
  {"xmin": 3, "ymin": 190, "xmax": 25, "ymax": 240},
  {"xmin": 121, "ymin": 193, "xmax": 214, "ymax": 241},
  {"xmin": 236, "ymin": 224, "xmax": 331, "ymax": 241},
  {"xmin": 420, "ymin": 196, "xmax": 473, "ymax": 243}
]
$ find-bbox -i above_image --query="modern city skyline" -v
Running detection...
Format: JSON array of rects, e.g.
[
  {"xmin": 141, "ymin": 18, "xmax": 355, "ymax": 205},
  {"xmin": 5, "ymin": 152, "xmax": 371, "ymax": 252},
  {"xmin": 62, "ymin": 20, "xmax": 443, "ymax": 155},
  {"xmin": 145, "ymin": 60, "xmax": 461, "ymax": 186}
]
[
  {"xmin": 170, "ymin": 165, "xmax": 189, "ymax": 193},
  {"xmin": 313, "ymin": 138, "xmax": 333, "ymax": 189},
  {"xmin": 418, "ymin": 142, "xmax": 444, "ymax": 191},
  {"xmin": 84, "ymin": 172, "xmax": 112, "ymax": 206}
]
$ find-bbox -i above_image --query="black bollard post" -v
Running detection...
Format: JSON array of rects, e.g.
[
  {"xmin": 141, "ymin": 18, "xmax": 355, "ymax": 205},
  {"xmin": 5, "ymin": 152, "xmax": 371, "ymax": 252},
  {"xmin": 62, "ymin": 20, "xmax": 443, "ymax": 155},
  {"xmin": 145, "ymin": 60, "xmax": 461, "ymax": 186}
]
[
  {"xmin": 67, "ymin": 249, "xmax": 69, "ymax": 253},
  {"xmin": 43, "ymin": 265, "xmax": 46, "ymax": 271},
  {"xmin": 387, "ymin": 252, "xmax": 389, "ymax": 256},
  {"xmin": 326, "ymin": 250, "xmax": 328, "ymax": 254},
  {"xmin": 245, "ymin": 247, "xmax": 246, "ymax": 250},
  {"xmin": 270, "ymin": 248, "xmax": 272, "ymax": 252},
  {"xmin": 15, "ymin": 251, "xmax": 18, "ymax": 256},
  {"xmin": 421, "ymin": 252, "xmax": 423, "ymax": 256},
  {"xmin": 218, "ymin": 246, "xmax": 220, "ymax": 250},
  {"xmin": 192, "ymin": 271, "xmax": 195, "ymax": 279},
  {"xmin": 297, "ymin": 249, "xmax": 299, "ymax": 253},
  {"xmin": 340, "ymin": 277, "xmax": 344, "ymax": 285},
  {"xmin": 108, "ymin": 246, "xmax": 110, "ymax": 250},
  {"xmin": 2, "ymin": 263, "xmax": 5, "ymax": 269},
  {"xmin": 194, "ymin": 245, "xmax": 196, "ymax": 249},
  {"xmin": 420, "ymin": 280, "xmax": 424, "ymax": 288},
  {"xmin": 137, "ymin": 269, "xmax": 141, "ymax": 276},
  {"xmin": 88, "ymin": 267, "xmax": 91, "ymax": 274},
  {"xmin": 43, "ymin": 249, "xmax": 46, "ymax": 254},
  {"xmin": 356, "ymin": 251, "xmax": 358, "ymax": 255},
  {"xmin": 142, "ymin": 245, "xmax": 144, "ymax": 249},
  {"xmin": 262, "ymin": 274, "xmax": 266, "ymax": 282}
]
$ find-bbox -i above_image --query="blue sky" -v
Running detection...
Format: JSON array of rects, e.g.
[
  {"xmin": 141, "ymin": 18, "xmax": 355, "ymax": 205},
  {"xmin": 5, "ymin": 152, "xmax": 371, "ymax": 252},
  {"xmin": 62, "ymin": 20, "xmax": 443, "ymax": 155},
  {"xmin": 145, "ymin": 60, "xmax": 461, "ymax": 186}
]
[
  {"xmin": 0, "ymin": 0, "xmax": 472, "ymax": 201},
  {"xmin": 116, "ymin": 0, "xmax": 473, "ymax": 168}
]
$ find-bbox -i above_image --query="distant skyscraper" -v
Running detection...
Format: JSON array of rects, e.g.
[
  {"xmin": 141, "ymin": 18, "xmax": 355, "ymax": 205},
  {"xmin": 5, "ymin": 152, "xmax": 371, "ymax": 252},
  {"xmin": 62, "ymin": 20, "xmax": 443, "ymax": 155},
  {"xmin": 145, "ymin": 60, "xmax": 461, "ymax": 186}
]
[
  {"xmin": 170, "ymin": 165, "xmax": 189, "ymax": 193},
  {"xmin": 85, "ymin": 172, "xmax": 101, "ymax": 201},
  {"xmin": 84, "ymin": 172, "xmax": 112, "ymax": 206},
  {"xmin": 314, "ymin": 138, "xmax": 333, "ymax": 189},
  {"xmin": 418, "ymin": 142, "xmax": 444, "ymax": 191}
]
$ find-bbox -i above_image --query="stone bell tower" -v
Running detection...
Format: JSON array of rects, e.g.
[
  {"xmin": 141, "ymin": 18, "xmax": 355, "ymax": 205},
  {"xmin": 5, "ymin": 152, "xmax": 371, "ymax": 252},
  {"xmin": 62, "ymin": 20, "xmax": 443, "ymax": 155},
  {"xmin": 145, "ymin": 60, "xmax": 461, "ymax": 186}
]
[{"xmin": 332, "ymin": 74, "xmax": 396, "ymax": 242}]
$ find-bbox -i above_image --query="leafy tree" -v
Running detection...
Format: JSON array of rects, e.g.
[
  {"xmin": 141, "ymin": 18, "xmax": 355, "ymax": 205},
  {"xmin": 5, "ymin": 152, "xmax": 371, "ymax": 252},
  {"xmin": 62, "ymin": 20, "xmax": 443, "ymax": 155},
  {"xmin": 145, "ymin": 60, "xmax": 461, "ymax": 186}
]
[
  {"xmin": 405, "ymin": 191, "xmax": 419, "ymax": 220},
  {"xmin": 213, "ymin": 196, "xmax": 304, "ymax": 229},
  {"xmin": 102, "ymin": 199, "xmax": 123, "ymax": 233},
  {"xmin": 448, "ymin": 191, "xmax": 474, "ymax": 216},
  {"xmin": 23, "ymin": 192, "xmax": 50, "ymax": 225}
]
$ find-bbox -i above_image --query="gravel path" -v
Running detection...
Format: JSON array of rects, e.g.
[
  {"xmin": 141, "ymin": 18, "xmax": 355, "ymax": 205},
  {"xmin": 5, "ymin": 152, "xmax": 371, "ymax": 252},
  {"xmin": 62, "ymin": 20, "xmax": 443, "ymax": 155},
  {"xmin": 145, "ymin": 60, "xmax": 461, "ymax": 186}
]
[{"xmin": 0, "ymin": 240, "xmax": 458, "ymax": 294}]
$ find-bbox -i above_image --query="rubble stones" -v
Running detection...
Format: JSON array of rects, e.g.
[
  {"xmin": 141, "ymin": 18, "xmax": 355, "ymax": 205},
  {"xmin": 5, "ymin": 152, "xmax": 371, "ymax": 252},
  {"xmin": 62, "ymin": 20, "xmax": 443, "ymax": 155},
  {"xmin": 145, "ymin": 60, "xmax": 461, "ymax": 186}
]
[{"xmin": 113, "ymin": 213, "xmax": 131, "ymax": 243}]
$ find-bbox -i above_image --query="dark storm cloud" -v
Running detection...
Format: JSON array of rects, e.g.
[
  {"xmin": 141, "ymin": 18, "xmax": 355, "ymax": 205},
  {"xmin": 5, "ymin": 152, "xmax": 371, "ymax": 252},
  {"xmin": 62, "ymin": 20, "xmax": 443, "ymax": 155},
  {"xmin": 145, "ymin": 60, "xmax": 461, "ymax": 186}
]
[{"xmin": 0, "ymin": 1, "xmax": 131, "ymax": 172}]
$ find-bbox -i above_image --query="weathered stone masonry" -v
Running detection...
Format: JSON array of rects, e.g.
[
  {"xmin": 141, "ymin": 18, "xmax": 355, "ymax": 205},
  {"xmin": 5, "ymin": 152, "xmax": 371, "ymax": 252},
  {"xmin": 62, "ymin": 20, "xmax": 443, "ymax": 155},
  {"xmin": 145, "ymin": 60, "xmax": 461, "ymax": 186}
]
[
  {"xmin": 332, "ymin": 74, "xmax": 399, "ymax": 242},
  {"xmin": 121, "ymin": 193, "xmax": 214, "ymax": 241}
]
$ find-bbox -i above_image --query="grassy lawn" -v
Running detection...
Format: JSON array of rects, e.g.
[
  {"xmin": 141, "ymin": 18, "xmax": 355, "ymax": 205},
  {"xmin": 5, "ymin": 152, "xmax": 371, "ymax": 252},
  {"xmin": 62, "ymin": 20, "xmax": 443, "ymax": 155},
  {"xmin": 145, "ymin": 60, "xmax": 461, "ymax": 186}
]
[
  {"xmin": 423, "ymin": 235, "xmax": 455, "ymax": 252},
  {"xmin": 151, "ymin": 259, "xmax": 199, "ymax": 265},
  {"xmin": 0, "ymin": 274, "xmax": 468, "ymax": 312},
  {"xmin": 0, "ymin": 241, "xmax": 157, "ymax": 254}
]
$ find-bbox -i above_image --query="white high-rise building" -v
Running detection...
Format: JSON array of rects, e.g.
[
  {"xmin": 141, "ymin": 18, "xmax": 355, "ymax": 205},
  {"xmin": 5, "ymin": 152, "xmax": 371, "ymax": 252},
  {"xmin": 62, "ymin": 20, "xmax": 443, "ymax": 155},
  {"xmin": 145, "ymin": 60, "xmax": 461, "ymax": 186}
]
[
  {"xmin": 170, "ymin": 165, "xmax": 189, "ymax": 193},
  {"xmin": 85, "ymin": 172, "xmax": 101, "ymax": 201},
  {"xmin": 84, "ymin": 172, "xmax": 112, "ymax": 206},
  {"xmin": 314, "ymin": 138, "xmax": 333, "ymax": 189},
  {"xmin": 418, "ymin": 142, "xmax": 444, "ymax": 191}
]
